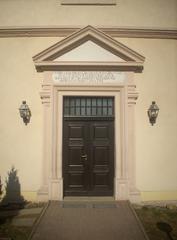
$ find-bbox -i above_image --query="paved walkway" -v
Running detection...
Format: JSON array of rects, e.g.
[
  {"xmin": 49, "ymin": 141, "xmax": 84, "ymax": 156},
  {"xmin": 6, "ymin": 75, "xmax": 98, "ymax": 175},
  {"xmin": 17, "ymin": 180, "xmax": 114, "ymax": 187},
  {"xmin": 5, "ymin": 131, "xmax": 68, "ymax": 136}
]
[
  {"xmin": 0, "ymin": 207, "xmax": 43, "ymax": 227},
  {"xmin": 31, "ymin": 201, "xmax": 149, "ymax": 240}
]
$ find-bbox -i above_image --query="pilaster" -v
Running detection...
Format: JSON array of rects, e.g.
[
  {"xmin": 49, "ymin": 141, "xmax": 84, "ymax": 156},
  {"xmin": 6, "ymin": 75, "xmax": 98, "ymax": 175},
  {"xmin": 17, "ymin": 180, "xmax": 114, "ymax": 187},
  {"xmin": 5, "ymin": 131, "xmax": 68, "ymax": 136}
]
[
  {"xmin": 37, "ymin": 85, "xmax": 51, "ymax": 201},
  {"xmin": 127, "ymin": 85, "xmax": 141, "ymax": 202},
  {"xmin": 115, "ymin": 86, "xmax": 129, "ymax": 200}
]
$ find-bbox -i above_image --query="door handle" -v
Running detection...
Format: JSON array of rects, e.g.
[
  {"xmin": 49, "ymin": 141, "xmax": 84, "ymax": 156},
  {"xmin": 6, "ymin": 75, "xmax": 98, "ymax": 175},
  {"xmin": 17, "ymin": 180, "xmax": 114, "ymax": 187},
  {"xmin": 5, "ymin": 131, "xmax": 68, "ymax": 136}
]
[{"xmin": 81, "ymin": 154, "xmax": 88, "ymax": 161}]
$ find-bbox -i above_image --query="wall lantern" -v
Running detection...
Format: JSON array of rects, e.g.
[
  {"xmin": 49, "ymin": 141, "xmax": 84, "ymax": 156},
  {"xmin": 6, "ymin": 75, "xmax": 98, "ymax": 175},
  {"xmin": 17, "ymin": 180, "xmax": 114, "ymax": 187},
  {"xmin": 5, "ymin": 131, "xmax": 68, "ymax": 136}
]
[
  {"xmin": 19, "ymin": 101, "xmax": 31, "ymax": 125},
  {"xmin": 147, "ymin": 101, "xmax": 159, "ymax": 126}
]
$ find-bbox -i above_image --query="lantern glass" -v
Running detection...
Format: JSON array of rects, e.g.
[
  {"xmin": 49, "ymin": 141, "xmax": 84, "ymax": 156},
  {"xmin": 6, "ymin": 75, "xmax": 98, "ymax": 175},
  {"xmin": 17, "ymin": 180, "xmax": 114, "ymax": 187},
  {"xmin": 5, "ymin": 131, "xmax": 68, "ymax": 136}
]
[
  {"xmin": 147, "ymin": 101, "xmax": 159, "ymax": 125},
  {"xmin": 19, "ymin": 101, "xmax": 31, "ymax": 125}
]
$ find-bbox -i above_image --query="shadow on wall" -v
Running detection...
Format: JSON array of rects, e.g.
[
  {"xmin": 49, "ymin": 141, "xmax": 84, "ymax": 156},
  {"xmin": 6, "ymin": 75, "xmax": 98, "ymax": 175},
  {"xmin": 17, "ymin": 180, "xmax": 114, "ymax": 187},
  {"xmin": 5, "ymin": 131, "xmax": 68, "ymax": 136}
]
[{"xmin": 0, "ymin": 166, "xmax": 26, "ymax": 209}]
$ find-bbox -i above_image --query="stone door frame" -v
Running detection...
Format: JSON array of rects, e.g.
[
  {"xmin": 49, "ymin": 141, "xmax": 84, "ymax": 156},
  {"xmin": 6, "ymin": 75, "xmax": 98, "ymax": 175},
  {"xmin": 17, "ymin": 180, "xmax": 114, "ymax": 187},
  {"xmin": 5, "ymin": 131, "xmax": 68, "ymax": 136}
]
[{"xmin": 38, "ymin": 77, "xmax": 140, "ymax": 202}]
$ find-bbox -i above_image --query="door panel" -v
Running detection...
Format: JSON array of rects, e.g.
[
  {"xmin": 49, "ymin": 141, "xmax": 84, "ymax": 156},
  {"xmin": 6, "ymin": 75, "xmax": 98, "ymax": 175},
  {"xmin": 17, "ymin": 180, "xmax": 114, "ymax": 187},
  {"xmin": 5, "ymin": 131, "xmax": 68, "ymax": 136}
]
[
  {"xmin": 90, "ymin": 122, "xmax": 114, "ymax": 195},
  {"xmin": 63, "ymin": 122, "xmax": 88, "ymax": 195},
  {"xmin": 63, "ymin": 119, "xmax": 114, "ymax": 196}
]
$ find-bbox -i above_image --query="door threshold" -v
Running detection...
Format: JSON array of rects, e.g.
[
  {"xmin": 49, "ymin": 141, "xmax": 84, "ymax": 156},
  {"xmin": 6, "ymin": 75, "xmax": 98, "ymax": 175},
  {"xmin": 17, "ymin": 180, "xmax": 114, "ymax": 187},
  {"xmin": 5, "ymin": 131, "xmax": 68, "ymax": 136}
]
[{"xmin": 63, "ymin": 196, "xmax": 115, "ymax": 202}]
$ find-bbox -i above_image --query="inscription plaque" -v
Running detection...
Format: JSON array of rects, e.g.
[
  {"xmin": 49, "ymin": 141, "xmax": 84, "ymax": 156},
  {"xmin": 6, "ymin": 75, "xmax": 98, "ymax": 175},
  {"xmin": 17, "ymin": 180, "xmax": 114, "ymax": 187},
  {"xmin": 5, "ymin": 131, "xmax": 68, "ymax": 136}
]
[{"xmin": 52, "ymin": 71, "xmax": 126, "ymax": 85}]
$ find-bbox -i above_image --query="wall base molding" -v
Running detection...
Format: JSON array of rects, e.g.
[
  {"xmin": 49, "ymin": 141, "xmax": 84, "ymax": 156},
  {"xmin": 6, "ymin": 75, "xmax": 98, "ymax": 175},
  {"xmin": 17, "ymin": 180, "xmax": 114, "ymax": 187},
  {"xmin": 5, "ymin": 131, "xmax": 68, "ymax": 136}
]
[
  {"xmin": 129, "ymin": 189, "xmax": 141, "ymax": 203},
  {"xmin": 37, "ymin": 186, "xmax": 49, "ymax": 202},
  {"xmin": 141, "ymin": 200, "xmax": 177, "ymax": 207},
  {"xmin": 141, "ymin": 191, "xmax": 177, "ymax": 202}
]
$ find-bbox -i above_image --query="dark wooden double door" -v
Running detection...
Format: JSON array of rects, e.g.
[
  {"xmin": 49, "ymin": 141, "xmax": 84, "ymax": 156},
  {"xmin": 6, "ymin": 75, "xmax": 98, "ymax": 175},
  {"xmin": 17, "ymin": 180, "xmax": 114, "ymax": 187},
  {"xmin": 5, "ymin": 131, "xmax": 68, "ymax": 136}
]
[{"xmin": 63, "ymin": 118, "xmax": 114, "ymax": 196}]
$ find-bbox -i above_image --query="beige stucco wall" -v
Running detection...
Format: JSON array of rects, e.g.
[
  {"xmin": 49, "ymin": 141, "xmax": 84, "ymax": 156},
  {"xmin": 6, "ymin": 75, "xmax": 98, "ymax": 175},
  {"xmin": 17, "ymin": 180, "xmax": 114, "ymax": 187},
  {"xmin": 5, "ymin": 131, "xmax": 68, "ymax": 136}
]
[
  {"xmin": 0, "ymin": 37, "xmax": 59, "ymax": 200},
  {"xmin": 0, "ymin": 36, "xmax": 177, "ymax": 201},
  {"xmin": 0, "ymin": 0, "xmax": 177, "ymax": 28},
  {"xmin": 121, "ymin": 38, "xmax": 177, "ymax": 197},
  {"xmin": 0, "ymin": 0, "xmax": 177, "ymax": 202}
]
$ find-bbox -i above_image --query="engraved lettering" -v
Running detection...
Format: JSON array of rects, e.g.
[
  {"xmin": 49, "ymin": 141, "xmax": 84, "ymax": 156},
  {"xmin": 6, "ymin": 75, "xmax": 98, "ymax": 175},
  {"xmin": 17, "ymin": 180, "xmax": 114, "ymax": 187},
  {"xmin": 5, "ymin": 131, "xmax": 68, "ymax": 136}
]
[{"xmin": 52, "ymin": 71, "xmax": 126, "ymax": 85}]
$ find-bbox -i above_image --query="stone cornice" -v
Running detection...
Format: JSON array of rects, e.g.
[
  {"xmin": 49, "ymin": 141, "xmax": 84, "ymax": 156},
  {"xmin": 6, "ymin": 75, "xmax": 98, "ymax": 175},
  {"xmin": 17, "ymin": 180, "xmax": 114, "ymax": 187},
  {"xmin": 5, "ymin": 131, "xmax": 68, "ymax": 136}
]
[
  {"xmin": 35, "ymin": 61, "xmax": 144, "ymax": 73},
  {"xmin": 0, "ymin": 26, "xmax": 176, "ymax": 39},
  {"xmin": 33, "ymin": 26, "xmax": 145, "ymax": 73}
]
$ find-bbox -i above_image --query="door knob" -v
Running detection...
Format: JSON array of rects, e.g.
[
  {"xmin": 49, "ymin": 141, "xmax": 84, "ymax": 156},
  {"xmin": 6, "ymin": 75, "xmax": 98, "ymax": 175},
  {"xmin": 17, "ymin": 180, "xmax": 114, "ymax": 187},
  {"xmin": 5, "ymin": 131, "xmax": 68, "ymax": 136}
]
[{"xmin": 81, "ymin": 154, "xmax": 87, "ymax": 161}]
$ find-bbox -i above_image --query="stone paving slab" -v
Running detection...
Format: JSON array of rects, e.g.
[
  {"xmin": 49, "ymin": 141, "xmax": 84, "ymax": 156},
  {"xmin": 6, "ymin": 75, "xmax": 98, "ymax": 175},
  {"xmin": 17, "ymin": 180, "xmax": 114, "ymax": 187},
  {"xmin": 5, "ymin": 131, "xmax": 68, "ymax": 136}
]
[
  {"xmin": 31, "ymin": 201, "xmax": 149, "ymax": 240},
  {"xmin": 0, "ymin": 210, "xmax": 18, "ymax": 217},
  {"xmin": 18, "ymin": 208, "xmax": 43, "ymax": 216},
  {"xmin": 12, "ymin": 217, "xmax": 36, "ymax": 227},
  {"xmin": 0, "ymin": 208, "xmax": 42, "ymax": 218}
]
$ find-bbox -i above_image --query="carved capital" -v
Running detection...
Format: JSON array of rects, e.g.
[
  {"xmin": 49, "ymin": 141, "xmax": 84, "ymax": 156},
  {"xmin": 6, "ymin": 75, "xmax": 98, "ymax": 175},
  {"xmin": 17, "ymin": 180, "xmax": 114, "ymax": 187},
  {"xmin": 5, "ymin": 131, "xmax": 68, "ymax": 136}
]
[
  {"xmin": 127, "ymin": 85, "xmax": 139, "ymax": 105},
  {"xmin": 40, "ymin": 85, "xmax": 51, "ymax": 105}
]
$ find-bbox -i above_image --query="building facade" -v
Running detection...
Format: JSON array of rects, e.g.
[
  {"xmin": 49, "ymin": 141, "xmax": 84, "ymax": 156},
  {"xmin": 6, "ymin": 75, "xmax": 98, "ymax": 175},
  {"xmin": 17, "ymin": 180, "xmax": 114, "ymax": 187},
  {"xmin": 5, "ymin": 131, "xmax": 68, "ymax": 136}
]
[{"xmin": 0, "ymin": 0, "xmax": 177, "ymax": 203}]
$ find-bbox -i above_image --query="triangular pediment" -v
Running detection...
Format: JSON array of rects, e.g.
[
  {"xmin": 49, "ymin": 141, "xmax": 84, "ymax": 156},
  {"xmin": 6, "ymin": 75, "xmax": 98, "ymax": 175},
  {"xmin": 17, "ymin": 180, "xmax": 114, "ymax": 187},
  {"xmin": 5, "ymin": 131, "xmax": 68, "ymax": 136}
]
[
  {"xmin": 33, "ymin": 25, "xmax": 145, "ymax": 72},
  {"xmin": 54, "ymin": 40, "xmax": 126, "ymax": 62}
]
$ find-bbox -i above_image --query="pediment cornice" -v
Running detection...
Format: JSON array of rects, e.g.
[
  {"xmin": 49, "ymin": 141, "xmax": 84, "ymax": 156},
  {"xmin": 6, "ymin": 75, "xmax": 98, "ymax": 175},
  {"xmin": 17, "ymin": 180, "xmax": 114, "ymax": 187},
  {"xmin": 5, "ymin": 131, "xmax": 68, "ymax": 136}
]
[{"xmin": 33, "ymin": 25, "xmax": 145, "ymax": 72}]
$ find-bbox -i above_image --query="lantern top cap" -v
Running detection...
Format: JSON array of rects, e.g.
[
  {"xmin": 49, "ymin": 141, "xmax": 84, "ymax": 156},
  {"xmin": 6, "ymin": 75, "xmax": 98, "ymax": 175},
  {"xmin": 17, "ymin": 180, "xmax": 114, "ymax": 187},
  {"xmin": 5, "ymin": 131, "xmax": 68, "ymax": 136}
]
[{"xmin": 149, "ymin": 101, "xmax": 159, "ymax": 111}]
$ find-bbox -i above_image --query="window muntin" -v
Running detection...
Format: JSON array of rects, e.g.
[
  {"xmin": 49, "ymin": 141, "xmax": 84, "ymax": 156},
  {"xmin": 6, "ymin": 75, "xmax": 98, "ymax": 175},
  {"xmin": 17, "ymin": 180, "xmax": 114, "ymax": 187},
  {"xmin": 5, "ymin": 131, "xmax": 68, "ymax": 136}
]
[{"xmin": 63, "ymin": 97, "xmax": 114, "ymax": 117}]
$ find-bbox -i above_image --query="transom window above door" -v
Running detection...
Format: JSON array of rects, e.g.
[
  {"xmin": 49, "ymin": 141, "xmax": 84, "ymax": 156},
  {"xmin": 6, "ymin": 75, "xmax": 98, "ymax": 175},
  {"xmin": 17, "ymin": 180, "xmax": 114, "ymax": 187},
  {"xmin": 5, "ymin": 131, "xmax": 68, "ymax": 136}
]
[{"xmin": 63, "ymin": 96, "xmax": 114, "ymax": 117}]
